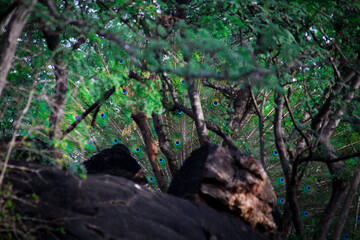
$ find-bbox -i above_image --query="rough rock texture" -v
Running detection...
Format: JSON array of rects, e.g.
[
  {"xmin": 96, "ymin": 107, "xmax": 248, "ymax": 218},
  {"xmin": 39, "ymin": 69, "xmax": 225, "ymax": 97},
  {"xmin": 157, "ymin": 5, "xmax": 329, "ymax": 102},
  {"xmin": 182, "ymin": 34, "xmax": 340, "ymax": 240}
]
[
  {"xmin": 4, "ymin": 161, "xmax": 268, "ymax": 240},
  {"xmin": 168, "ymin": 142, "xmax": 277, "ymax": 237},
  {"xmin": 83, "ymin": 144, "xmax": 146, "ymax": 184}
]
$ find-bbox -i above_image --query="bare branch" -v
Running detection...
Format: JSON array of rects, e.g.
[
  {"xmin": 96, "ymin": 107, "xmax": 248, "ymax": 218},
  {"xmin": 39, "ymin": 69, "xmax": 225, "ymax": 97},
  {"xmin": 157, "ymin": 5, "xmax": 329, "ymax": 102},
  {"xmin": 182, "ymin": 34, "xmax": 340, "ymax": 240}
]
[
  {"xmin": 0, "ymin": 83, "xmax": 36, "ymax": 188},
  {"xmin": 250, "ymin": 89, "xmax": 265, "ymax": 168},
  {"xmin": 283, "ymin": 93, "xmax": 311, "ymax": 151},
  {"xmin": 61, "ymin": 86, "xmax": 116, "ymax": 139}
]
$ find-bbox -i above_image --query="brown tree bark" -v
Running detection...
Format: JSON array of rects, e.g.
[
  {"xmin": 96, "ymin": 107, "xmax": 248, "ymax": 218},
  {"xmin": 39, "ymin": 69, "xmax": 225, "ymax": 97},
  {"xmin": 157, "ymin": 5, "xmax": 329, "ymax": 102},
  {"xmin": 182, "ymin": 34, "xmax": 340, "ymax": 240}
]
[
  {"xmin": 315, "ymin": 75, "xmax": 360, "ymax": 240},
  {"xmin": 152, "ymin": 113, "xmax": 178, "ymax": 177},
  {"xmin": 0, "ymin": 0, "xmax": 37, "ymax": 97},
  {"xmin": 132, "ymin": 112, "xmax": 168, "ymax": 192},
  {"xmin": 42, "ymin": 28, "xmax": 68, "ymax": 141}
]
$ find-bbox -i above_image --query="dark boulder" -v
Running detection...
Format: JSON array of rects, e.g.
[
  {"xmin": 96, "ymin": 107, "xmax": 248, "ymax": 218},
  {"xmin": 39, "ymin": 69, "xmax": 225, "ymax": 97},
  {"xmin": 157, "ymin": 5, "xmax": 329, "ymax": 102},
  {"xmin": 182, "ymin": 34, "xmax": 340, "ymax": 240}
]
[
  {"xmin": 4, "ymin": 161, "xmax": 268, "ymax": 240},
  {"xmin": 168, "ymin": 142, "xmax": 276, "ymax": 237},
  {"xmin": 83, "ymin": 144, "xmax": 145, "ymax": 183}
]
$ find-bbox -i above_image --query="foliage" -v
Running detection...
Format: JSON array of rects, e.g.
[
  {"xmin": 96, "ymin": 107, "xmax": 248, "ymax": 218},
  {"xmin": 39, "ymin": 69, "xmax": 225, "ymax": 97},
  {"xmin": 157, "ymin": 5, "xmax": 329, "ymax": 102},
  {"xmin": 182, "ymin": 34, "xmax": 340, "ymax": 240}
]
[{"xmin": 0, "ymin": 0, "xmax": 359, "ymax": 239}]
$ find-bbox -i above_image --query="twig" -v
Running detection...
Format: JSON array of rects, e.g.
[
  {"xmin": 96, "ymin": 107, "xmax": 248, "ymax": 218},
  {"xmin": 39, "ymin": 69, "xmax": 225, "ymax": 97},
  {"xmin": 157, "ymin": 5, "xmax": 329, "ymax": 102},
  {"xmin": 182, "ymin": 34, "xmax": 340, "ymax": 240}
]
[
  {"xmin": 161, "ymin": 73, "xmax": 237, "ymax": 149},
  {"xmin": 250, "ymin": 89, "xmax": 265, "ymax": 168},
  {"xmin": 299, "ymin": 152, "xmax": 360, "ymax": 164},
  {"xmin": 284, "ymin": 93, "xmax": 311, "ymax": 150},
  {"xmin": 0, "ymin": 85, "xmax": 36, "ymax": 188}
]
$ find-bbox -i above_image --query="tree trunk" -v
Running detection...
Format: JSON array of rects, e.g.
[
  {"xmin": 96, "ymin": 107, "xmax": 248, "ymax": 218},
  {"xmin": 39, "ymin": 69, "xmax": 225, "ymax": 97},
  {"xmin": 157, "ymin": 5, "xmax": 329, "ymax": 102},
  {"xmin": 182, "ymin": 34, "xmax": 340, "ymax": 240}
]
[
  {"xmin": 152, "ymin": 112, "xmax": 178, "ymax": 177},
  {"xmin": 0, "ymin": 0, "xmax": 37, "ymax": 97},
  {"xmin": 316, "ymin": 162, "xmax": 347, "ymax": 240},
  {"xmin": 42, "ymin": 28, "xmax": 69, "ymax": 141},
  {"xmin": 133, "ymin": 112, "xmax": 168, "ymax": 192},
  {"xmin": 274, "ymin": 92, "xmax": 305, "ymax": 240},
  {"xmin": 187, "ymin": 77, "xmax": 208, "ymax": 145},
  {"xmin": 315, "ymin": 75, "xmax": 360, "ymax": 240},
  {"xmin": 332, "ymin": 158, "xmax": 360, "ymax": 239},
  {"xmin": 274, "ymin": 203, "xmax": 293, "ymax": 240}
]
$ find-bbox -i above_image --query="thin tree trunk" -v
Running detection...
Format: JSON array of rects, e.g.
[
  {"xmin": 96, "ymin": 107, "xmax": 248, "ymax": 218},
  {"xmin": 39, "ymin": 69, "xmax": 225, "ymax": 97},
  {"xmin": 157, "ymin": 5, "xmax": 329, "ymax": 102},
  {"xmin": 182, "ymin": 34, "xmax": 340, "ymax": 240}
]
[
  {"xmin": 187, "ymin": 77, "xmax": 208, "ymax": 145},
  {"xmin": 0, "ymin": 83, "xmax": 36, "ymax": 188},
  {"xmin": 333, "ymin": 158, "xmax": 360, "ymax": 239},
  {"xmin": 49, "ymin": 62, "xmax": 68, "ymax": 140},
  {"xmin": 0, "ymin": 2, "xmax": 17, "ymax": 32},
  {"xmin": 315, "ymin": 75, "xmax": 360, "ymax": 240},
  {"xmin": 315, "ymin": 149, "xmax": 348, "ymax": 240},
  {"xmin": 274, "ymin": 92, "xmax": 305, "ymax": 240},
  {"xmin": 250, "ymin": 89, "xmax": 266, "ymax": 168},
  {"xmin": 275, "ymin": 203, "xmax": 293, "ymax": 240},
  {"xmin": 0, "ymin": 0, "xmax": 37, "ymax": 97},
  {"xmin": 354, "ymin": 194, "xmax": 360, "ymax": 231},
  {"xmin": 152, "ymin": 113, "xmax": 178, "ymax": 177},
  {"xmin": 42, "ymin": 29, "xmax": 68, "ymax": 141},
  {"xmin": 133, "ymin": 112, "xmax": 168, "ymax": 192}
]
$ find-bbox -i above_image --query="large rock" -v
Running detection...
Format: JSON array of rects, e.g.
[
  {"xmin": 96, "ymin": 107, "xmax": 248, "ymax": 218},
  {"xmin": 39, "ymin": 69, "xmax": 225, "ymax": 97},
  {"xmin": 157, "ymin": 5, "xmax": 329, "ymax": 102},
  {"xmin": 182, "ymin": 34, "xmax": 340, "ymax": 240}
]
[
  {"xmin": 168, "ymin": 142, "xmax": 276, "ymax": 237},
  {"xmin": 4, "ymin": 160, "xmax": 268, "ymax": 240},
  {"xmin": 83, "ymin": 144, "xmax": 146, "ymax": 184}
]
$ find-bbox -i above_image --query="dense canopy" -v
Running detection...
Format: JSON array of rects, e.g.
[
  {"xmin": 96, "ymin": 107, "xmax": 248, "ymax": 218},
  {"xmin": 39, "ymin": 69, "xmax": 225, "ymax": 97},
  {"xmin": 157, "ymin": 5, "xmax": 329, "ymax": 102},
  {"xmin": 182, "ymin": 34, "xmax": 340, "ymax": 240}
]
[{"xmin": 0, "ymin": 0, "xmax": 359, "ymax": 239}]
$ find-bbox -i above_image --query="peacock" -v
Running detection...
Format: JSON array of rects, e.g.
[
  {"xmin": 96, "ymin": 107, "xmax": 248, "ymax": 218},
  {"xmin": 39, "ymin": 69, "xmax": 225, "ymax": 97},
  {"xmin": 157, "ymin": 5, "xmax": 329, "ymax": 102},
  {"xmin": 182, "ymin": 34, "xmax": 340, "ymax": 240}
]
[
  {"xmin": 3, "ymin": 49, "xmax": 355, "ymax": 239},
  {"xmin": 20, "ymin": 55, "xmax": 358, "ymax": 196}
]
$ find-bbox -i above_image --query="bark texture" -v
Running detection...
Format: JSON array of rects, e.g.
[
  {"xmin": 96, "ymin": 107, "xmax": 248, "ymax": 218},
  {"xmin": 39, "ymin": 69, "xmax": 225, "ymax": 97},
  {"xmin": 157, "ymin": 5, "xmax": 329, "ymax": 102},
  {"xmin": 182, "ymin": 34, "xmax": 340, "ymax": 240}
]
[
  {"xmin": 0, "ymin": 0, "xmax": 37, "ymax": 97},
  {"xmin": 42, "ymin": 28, "xmax": 69, "ymax": 140},
  {"xmin": 315, "ymin": 75, "xmax": 360, "ymax": 240},
  {"xmin": 132, "ymin": 112, "xmax": 168, "ymax": 192},
  {"xmin": 186, "ymin": 77, "xmax": 208, "ymax": 145},
  {"xmin": 152, "ymin": 113, "xmax": 178, "ymax": 177}
]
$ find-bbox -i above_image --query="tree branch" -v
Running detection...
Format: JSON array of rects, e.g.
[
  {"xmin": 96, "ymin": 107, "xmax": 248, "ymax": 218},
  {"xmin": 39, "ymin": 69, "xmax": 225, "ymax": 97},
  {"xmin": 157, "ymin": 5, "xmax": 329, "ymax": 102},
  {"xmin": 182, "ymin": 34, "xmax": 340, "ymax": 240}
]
[
  {"xmin": 250, "ymin": 89, "xmax": 265, "ymax": 168},
  {"xmin": 61, "ymin": 86, "xmax": 116, "ymax": 139},
  {"xmin": 0, "ymin": 83, "xmax": 36, "ymax": 188},
  {"xmin": 333, "ymin": 158, "xmax": 360, "ymax": 239}
]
